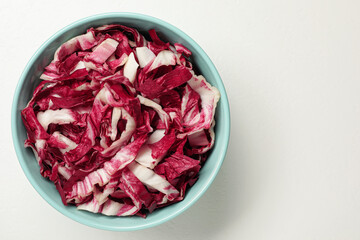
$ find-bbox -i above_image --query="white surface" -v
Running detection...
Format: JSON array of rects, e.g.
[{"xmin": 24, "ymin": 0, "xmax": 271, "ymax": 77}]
[{"xmin": 1, "ymin": 0, "xmax": 360, "ymax": 239}]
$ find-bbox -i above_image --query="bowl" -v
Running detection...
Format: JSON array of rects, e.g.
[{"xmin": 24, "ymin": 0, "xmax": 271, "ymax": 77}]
[{"xmin": 11, "ymin": 12, "xmax": 230, "ymax": 231}]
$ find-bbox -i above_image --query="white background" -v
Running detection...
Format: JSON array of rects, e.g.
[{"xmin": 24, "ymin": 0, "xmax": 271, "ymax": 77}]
[{"xmin": 1, "ymin": 0, "xmax": 360, "ymax": 239}]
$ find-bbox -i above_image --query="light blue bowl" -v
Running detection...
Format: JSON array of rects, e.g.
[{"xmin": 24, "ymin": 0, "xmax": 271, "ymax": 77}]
[{"xmin": 11, "ymin": 13, "xmax": 230, "ymax": 231}]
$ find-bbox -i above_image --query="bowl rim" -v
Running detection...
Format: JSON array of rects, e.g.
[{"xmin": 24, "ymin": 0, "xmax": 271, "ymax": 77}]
[{"xmin": 11, "ymin": 12, "xmax": 231, "ymax": 231}]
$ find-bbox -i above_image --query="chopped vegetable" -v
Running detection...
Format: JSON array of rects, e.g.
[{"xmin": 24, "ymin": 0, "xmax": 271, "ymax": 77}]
[{"xmin": 22, "ymin": 24, "xmax": 220, "ymax": 217}]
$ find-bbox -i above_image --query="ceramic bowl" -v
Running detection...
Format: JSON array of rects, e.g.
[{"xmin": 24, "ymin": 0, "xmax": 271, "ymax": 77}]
[{"xmin": 11, "ymin": 12, "xmax": 230, "ymax": 231}]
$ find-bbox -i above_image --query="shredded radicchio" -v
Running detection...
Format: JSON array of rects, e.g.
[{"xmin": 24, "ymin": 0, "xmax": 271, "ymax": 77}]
[{"xmin": 22, "ymin": 24, "xmax": 220, "ymax": 217}]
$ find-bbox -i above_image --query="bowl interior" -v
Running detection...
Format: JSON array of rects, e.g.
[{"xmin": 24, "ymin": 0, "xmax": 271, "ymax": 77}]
[{"xmin": 12, "ymin": 13, "xmax": 230, "ymax": 231}]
